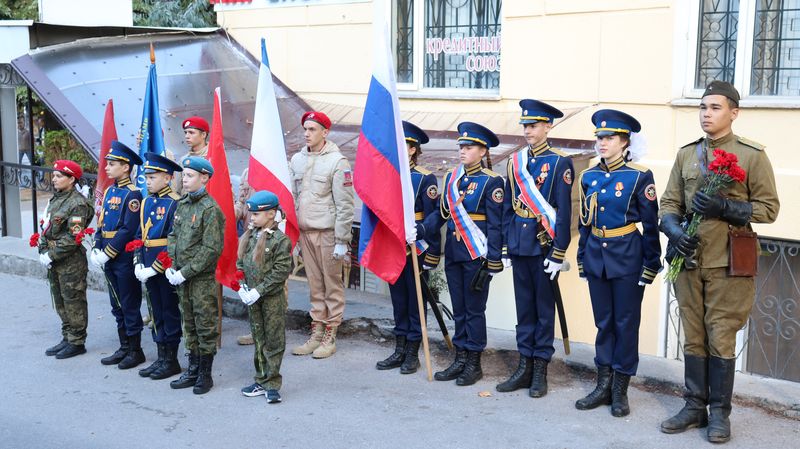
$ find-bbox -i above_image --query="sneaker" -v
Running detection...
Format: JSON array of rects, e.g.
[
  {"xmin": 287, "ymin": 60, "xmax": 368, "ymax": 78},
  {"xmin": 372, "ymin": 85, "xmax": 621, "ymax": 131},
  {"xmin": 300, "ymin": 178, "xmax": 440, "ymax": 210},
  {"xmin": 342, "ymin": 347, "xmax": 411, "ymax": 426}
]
[
  {"xmin": 241, "ymin": 383, "xmax": 266, "ymax": 397},
  {"xmin": 266, "ymin": 389, "xmax": 282, "ymax": 404}
]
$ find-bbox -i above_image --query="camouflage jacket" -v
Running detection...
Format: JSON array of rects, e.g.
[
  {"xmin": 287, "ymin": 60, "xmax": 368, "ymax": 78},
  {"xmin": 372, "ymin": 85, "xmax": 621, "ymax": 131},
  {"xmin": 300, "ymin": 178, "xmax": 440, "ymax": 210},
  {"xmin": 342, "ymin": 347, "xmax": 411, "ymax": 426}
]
[
  {"xmin": 237, "ymin": 228, "xmax": 292, "ymax": 298},
  {"xmin": 39, "ymin": 188, "xmax": 94, "ymax": 262},
  {"xmin": 167, "ymin": 189, "xmax": 224, "ymax": 279}
]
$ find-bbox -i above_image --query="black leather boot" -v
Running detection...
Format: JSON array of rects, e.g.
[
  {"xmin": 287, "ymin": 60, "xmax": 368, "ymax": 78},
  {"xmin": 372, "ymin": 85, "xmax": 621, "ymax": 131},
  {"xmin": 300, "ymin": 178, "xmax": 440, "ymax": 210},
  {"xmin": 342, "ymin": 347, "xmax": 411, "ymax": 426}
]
[
  {"xmin": 575, "ymin": 365, "xmax": 613, "ymax": 410},
  {"xmin": 118, "ymin": 333, "xmax": 146, "ymax": 370},
  {"xmin": 46, "ymin": 339, "xmax": 69, "ymax": 356},
  {"xmin": 376, "ymin": 335, "xmax": 406, "ymax": 370},
  {"xmin": 139, "ymin": 343, "xmax": 164, "ymax": 378},
  {"xmin": 434, "ymin": 349, "xmax": 467, "ymax": 381},
  {"xmin": 400, "ymin": 340, "xmax": 421, "ymax": 374},
  {"xmin": 611, "ymin": 371, "xmax": 631, "ymax": 417},
  {"xmin": 170, "ymin": 352, "xmax": 199, "ymax": 389},
  {"xmin": 707, "ymin": 356, "xmax": 736, "ymax": 443},
  {"xmin": 456, "ymin": 351, "xmax": 483, "ymax": 386},
  {"xmin": 150, "ymin": 344, "xmax": 182, "ymax": 380},
  {"xmin": 661, "ymin": 355, "xmax": 709, "ymax": 433},
  {"xmin": 496, "ymin": 355, "xmax": 533, "ymax": 392},
  {"xmin": 529, "ymin": 357, "xmax": 549, "ymax": 398},
  {"xmin": 101, "ymin": 328, "xmax": 129, "ymax": 365},
  {"xmin": 193, "ymin": 354, "xmax": 214, "ymax": 395},
  {"xmin": 55, "ymin": 343, "xmax": 86, "ymax": 359}
]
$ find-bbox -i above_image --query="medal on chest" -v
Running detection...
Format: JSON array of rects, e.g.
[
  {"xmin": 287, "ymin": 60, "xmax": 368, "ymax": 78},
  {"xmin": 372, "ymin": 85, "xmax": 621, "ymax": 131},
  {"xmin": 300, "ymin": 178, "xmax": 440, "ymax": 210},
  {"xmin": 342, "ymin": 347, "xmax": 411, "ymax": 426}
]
[
  {"xmin": 466, "ymin": 182, "xmax": 478, "ymax": 196},
  {"xmin": 156, "ymin": 206, "xmax": 165, "ymax": 221},
  {"xmin": 615, "ymin": 182, "xmax": 624, "ymax": 198},
  {"xmin": 536, "ymin": 163, "xmax": 550, "ymax": 187}
]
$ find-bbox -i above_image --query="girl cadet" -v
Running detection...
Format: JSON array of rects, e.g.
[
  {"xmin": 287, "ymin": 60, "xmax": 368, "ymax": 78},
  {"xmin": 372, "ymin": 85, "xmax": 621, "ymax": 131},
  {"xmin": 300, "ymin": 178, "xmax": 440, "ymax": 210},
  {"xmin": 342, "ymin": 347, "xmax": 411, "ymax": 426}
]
[
  {"xmin": 376, "ymin": 121, "xmax": 442, "ymax": 375},
  {"xmin": 39, "ymin": 160, "xmax": 94, "ymax": 359},
  {"xmin": 432, "ymin": 122, "xmax": 505, "ymax": 387},
  {"xmin": 575, "ymin": 109, "xmax": 662, "ymax": 417},
  {"xmin": 237, "ymin": 190, "xmax": 293, "ymax": 404}
]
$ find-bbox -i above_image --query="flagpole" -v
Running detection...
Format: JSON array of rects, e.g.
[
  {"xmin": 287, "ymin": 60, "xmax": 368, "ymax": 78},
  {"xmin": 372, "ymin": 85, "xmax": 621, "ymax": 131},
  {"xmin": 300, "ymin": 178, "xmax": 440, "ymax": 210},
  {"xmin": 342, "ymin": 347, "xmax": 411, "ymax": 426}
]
[{"xmin": 409, "ymin": 245, "xmax": 433, "ymax": 381}]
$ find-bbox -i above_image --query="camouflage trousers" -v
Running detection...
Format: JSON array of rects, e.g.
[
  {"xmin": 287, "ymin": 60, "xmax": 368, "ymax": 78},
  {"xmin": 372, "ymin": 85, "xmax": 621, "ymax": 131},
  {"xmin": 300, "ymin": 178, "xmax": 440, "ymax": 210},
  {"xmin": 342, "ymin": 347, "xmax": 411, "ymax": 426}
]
[
  {"xmin": 48, "ymin": 251, "xmax": 89, "ymax": 345},
  {"xmin": 176, "ymin": 272, "xmax": 219, "ymax": 355},
  {"xmin": 248, "ymin": 292, "xmax": 287, "ymax": 390}
]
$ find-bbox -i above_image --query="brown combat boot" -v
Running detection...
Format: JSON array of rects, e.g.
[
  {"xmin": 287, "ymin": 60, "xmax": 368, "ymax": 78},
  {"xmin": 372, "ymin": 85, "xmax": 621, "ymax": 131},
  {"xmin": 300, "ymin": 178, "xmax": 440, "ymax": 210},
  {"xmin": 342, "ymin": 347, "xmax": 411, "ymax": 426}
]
[
  {"xmin": 292, "ymin": 322, "xmax": 325, "ymax": 356},
  {"xmin": 312, "ymin": 325, "xmax": 338, "ymax": 359}
]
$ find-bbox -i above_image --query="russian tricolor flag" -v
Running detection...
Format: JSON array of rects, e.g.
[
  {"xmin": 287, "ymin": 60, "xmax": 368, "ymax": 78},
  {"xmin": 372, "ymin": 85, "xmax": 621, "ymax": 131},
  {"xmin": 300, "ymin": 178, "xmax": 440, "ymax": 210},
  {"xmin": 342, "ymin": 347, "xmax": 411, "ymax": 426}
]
[{"xmin": 355, "ymin": 2, "xmax": 416, "ymax": 284}]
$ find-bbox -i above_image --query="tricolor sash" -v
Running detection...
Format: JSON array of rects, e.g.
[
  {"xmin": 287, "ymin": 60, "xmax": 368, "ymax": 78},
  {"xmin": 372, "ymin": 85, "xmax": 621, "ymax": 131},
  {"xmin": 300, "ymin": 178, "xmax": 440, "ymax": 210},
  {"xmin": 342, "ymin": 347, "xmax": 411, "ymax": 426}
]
[
  {"xmin": 511, "ymin": 148, "xmax": 557, "ymax": 239},
  {"xmin": 446, "ymin": 164, "xmax": 487, "ymax": 259}
]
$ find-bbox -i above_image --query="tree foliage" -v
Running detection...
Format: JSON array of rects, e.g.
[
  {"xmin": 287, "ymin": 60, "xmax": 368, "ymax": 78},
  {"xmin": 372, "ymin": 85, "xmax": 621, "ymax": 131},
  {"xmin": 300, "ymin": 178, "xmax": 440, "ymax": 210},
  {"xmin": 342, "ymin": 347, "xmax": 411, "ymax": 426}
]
[
  {"xmin": 133, "ymin": 0, "xmax": 217, "ymax": 28},
  {"xmin": 0, "ymin": 0, "xmax": 38, "ymax": 20}
]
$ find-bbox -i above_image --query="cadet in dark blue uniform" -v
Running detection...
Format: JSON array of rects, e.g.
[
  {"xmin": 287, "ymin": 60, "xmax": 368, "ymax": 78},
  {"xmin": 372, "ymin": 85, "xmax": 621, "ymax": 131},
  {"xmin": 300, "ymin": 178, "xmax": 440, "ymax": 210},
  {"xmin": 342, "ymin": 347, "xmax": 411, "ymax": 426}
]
[
  {"xmin": 432, "ymin": 122, "xmax": 504, "ymax": 386},
  {"xmin": 134, "ymin": 153, "xmax": 184, "ymax": 380},
  {"xmin": 575, "ymin": 110, "xmax": 661, "ymax": 417},
  {"xmin": 90, "ymin": 141, "xmax": 145, "ymax": 370},
  {"xmin": 376, "ymin": 121, "xmax": 442, "ymax": 375},
  {"xmin": 497, "ymin": 100, "xmax": 574, "ymax": 397}
]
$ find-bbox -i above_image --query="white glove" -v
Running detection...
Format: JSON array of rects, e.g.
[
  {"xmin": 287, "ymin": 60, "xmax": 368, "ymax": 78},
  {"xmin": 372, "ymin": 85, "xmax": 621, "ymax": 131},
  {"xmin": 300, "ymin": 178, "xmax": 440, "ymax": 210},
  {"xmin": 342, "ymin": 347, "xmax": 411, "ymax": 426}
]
[
  {"xmin": 39, "ymin": 252, "xmax": 52, "ymax": 268},
  {"xmin": 75, "ymin": 184, "xmax": 90, "ymax": 198},
  {"xmin": 238, "ymin": 287, "xmax": 261, "ymax": 306},
  {"xmin": 638, "ymin": 281, "xmax": 646, "ymax": 287},
  {"xmin": 422, "ymin": 264, "xmax": 435, "ymax": 271},
  {"xmin": 332, "ymin": 243, "xmax": 349, "ymax": 259},
  {"xmin": 168, "ymin": 269, "xmax": 186, "ymax": 286},
  {"xmin": 543, "ymin": 259, "xmax": 563, "ymax": 281},
  {"xmin": 93, "ymin": 249, "xmax": 110, "ymax": 268},
  {"xmin": 138, "ymin": 267, "xmax": 157, "ymax": 283},
  {"xmin": 134, "ymin": 263, "xmax": 144, "ymax": 279},
  {"xmin": 502, "ymin": 258, "xmax": 512, "ymax": 269},
  {"xmin": 165, "ymin": 267, "xmax": 176, "ymax": 283}
]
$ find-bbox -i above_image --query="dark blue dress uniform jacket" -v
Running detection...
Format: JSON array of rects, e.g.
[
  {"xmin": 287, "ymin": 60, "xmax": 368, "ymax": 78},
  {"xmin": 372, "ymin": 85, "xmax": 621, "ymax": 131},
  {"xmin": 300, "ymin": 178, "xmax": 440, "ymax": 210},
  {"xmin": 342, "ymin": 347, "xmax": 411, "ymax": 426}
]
[
  {"xmin": 96, "ymin": 177, "xmax": 142, "ymax": 258},
  {"xmin": 411, "ymin": 164, "xmax": 442, "ymax": 266},
  {"xmin": 135, "ymin": 186, "xmax": 181, "ymax": 272}
]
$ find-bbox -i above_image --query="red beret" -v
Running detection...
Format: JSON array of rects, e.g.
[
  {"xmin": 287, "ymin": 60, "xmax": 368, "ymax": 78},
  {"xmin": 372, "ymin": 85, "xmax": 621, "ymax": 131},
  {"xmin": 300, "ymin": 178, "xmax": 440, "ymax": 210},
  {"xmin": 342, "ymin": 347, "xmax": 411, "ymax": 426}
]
[
  {"xmin": 53, "ymin": 160, "xmax": 83, "ymax": 179},
  {"xmin": 301, "ymin": 111, "xmax": 331, "ymax": 130},
  {"xmin": 182, "ymin": 116, "xmax": 209, "ymax": 133}
]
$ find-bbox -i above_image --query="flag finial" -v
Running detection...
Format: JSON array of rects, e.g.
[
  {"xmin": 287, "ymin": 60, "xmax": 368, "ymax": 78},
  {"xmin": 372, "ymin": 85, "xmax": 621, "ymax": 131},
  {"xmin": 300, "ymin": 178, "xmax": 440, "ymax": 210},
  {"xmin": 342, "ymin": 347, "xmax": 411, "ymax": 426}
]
[{"xmin": 149, "ymin": 43, "xmax": 155, "ymax": 64}]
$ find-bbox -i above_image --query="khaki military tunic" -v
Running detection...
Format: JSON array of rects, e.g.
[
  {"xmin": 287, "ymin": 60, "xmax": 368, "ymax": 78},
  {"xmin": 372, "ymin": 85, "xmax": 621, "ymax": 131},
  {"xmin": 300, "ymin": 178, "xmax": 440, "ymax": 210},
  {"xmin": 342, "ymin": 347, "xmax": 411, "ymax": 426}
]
[{"xmin": 659, "ymin": 132, "xmax": 779, "ymax": 358}]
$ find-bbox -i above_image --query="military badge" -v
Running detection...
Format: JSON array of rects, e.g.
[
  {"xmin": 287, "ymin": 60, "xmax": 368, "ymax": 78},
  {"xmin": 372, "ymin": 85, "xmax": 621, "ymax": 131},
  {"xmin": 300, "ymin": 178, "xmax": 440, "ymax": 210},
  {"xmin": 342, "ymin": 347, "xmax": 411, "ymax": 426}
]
[
  {"xmin": 343, "ymin": 170, "xmax": 353, "ymax": 187},
  {"xmin": 615, "ymin": 182, "xmax": 624, "ymax": 198},
  {"xmin": 129, "ymin": 198, "xmax": 141, "ymax": 213},
  {"xmin": 426, "ymin": 184, "xmax": 438, "ymax": 199},
  {"xmin": 563, "ymin": 168, "xmax": 573, "ymax": 185},
  {"xmin": 644, "ymin": 184, "xmax": 657, "ymax": 201},
  {"xmin": 492, "ymin": 187, "xmax": 504, "ymax": 203},
  {"xmin": 71, "ymin": 224, "xmax": 83, "ymax": 235}
]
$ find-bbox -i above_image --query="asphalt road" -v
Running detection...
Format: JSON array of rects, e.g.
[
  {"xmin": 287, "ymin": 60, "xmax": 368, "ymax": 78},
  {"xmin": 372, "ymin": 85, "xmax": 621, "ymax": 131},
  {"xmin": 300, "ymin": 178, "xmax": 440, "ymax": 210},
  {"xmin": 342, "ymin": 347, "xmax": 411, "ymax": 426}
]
[{"xmin": 1, "ymin": 273, "xmax": 797, "ymax": 449}]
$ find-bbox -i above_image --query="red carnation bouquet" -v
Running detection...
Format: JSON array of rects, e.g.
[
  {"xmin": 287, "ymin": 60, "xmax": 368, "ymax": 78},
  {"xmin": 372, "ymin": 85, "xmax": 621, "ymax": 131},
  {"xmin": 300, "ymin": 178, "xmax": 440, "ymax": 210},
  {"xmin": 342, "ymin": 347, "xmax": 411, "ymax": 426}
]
[
  {"xmin": 125, "ymin": 239, "xmax": 144, "ymax": 252},
  {"xmin": 666, "ymin": 149, "xmax": 746, "ymax": 281},
  {"xmin": 231, "ymin": 269, "xmax": 247, "ymax": 292},
  {"xmin": 29, "ymin": 233, "xmax": 40, "ymax": 248},
  {"xmin": 156, "ymin": 251, "xmax": 173, "ymax": 269},
  {"xmin": 75, "ymin": 227, "xmax": 96, "ymax": 247}
]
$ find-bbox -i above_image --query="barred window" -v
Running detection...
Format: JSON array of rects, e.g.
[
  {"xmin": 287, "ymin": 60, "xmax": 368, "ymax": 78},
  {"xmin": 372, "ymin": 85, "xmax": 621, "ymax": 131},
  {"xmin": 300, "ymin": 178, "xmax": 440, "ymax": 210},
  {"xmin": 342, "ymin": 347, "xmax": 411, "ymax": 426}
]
[
  {"xmin": 393, "ymin": 0, "xmax": 502, "ymax": 92},
  {"xmin": 695, "ymin": 0, "xmax": 740, "ymax": 89},
  {"xmin": 750, "ymin": 0, "xmax": 800, "ymax": 96}
]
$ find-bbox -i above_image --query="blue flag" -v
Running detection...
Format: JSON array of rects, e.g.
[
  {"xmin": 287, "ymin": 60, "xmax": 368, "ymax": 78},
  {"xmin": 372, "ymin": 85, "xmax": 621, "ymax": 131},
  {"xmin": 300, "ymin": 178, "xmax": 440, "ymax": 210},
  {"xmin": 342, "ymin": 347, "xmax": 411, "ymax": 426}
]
[{"xmin": 135, "ymin": 62, "xmax": 166, "ymax": 190}]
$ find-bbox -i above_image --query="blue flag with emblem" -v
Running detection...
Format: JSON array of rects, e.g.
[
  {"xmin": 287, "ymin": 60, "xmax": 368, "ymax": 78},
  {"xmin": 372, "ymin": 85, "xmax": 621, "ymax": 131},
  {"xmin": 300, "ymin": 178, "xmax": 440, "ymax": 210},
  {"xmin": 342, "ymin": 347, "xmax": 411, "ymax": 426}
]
[{"xmin": 135, "ymin": 44, "xmax": 166, "ymax": 191}]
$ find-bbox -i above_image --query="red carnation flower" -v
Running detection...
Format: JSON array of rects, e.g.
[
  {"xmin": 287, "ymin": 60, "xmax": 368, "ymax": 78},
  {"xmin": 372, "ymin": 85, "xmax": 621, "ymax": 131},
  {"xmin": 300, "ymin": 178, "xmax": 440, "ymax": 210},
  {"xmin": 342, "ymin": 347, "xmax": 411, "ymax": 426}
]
[
  {"xmin": 125, "ymin": 239, "xmax": 144, "ymax": 252},
  {"xmin": 75, "ymin": 231, "xmax": 85, "ymax": 244},
  {"xmin": 156, "ymin": 251, "xmax": 173, "ymax": 269},
  {"xmin": 84, "ymin": 227, "xmax": 96, "ymax": 236},
  {"xmin": 235, "ymin": 270, "xmax": 246, "ymax": 281},
  {"xmin": 230, "ymin": 280, "xmax": 241, "ymax": 292},
  {"xmin": 29, "ymin": 233, "xmax": 40, "ymax": 248}
]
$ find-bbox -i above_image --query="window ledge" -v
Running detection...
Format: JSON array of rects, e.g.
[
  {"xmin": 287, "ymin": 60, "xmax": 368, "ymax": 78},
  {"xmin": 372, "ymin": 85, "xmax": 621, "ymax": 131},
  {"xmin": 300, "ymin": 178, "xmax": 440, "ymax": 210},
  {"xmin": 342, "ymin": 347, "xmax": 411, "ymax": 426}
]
[
  {"xmin": 671, "ymin": 97, "xmax": 800, "ymax": 109},
  {"xmin": 398, "ymin": 89, "xmax": 501, "ymax": 101}
]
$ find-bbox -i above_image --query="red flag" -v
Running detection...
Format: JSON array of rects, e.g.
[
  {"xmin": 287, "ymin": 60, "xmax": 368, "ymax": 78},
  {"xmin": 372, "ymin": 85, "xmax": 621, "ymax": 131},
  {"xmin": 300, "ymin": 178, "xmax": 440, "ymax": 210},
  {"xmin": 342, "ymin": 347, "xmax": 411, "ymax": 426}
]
[
  {"xmin": 206, "ymin": 87, "xmax": 239, "ymax": 288},
  {"xmin": 95, "ymin": 99, "xmax": 117, "ymax": 217}
]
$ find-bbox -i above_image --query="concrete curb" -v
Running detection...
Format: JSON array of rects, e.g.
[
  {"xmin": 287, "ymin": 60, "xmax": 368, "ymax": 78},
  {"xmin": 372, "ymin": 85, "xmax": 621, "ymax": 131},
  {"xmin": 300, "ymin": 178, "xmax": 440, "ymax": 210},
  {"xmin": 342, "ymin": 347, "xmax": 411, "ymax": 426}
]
[{"xmin": 1, "ymin": 236, "xmax": 798, "ymax": 420}]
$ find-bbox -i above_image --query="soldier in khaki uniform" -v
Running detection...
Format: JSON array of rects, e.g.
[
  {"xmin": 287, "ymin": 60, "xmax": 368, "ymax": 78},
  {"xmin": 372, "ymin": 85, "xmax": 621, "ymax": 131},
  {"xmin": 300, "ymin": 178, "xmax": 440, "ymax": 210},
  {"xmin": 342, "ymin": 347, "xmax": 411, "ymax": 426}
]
[
  {"xmin": 39, "ymin": 160, "xmax": 94, "ymax": 359},
  {"xmin": 659, "ymin": 81, "xmax": 779, "ymax": 443},
  {"xmin": 289, "ymin": 111, "xmax": 355, "ymax": 359}
]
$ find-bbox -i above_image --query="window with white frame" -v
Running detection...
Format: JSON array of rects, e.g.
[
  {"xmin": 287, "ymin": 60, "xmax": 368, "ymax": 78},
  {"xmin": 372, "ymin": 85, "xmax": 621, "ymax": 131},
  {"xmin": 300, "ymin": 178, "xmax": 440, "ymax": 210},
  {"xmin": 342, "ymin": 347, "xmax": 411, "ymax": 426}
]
[
  {"xmin": 392, "ymin": 0, "xmax": 501, "ymax": 94},
  {"xmin": 690, "ymin": 0, "xmax": 800, "ymax": 98}
]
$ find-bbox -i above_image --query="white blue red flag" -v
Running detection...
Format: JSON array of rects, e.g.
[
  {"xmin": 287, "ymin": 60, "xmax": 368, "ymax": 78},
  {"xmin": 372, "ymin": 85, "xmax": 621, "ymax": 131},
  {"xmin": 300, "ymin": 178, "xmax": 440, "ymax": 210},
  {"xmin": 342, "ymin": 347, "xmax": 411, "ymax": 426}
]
[
  {"xmin": 247, "ymin": 38, "xmax": 299, "ymax": 248},
  {"xmin": 355, "ymin": 2, "xmax": 416, "ymax": 284}
]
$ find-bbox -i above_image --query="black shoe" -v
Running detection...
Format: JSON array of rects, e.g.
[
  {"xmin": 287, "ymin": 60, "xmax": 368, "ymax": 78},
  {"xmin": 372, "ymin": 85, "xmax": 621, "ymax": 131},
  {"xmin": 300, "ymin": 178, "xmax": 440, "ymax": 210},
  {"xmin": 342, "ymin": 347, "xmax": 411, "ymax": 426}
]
[
  {"xmin": 529, "ymin": 357, "xmax": 549, "ymax": 398},
  {"xmin": 707, "ymin": 356, "xmax": 736, "ymax": 444},
  {"xmin": 55, "ymin": 343, "xmax": 86, "ymax": 359},
  {"xmin": 266, "ymin": 389, "xmax": 282, "ymax": 404},
  {"xmin": 193, "ymin": 354, "xmax": 214, "ymax": 395},
  {"xmin": 46, "ymin": 339, "xmax": 69, "ymax": 356},
  {"xmin": 496, "ymin": 355, "xmax": 533, "ymax": 392},
  {"xmin": 101, "ymin": 328, "xmax": 129, "ymax": 365},
  {"xmin": 150, "ymin": 344, "xmax": 182, "ymax": 380},
  {"xmin": 400, "ymin": 340, "xmax": 421, "ymax": 374},
  {"xmin": 661, "ymin": 354, "xmax": 709, "ymax": 434},
  {"xmin": 456, "ymin": 351, "xmax": 483, "ymax": 386},
  {"xmin": 434, "ymin": 349, "xmax": 467, "ymax": 381},
  {"xmin": 376, "ymin": 336, "xmax": 406, "ymax": 370},
  {"xmin": 170, "ymin": 352, "xmax": 199, "ymax": 389},
  {"xmin": 139, "ymin": 343, "xmax": 164, "ymax": 378},
  {"xmin": 118, "ymin": 333, "xmax": 146, "ymax": 370},
  {"xmin": 575, "ymin": 365, "xmax": 613, "ymax": 410},
  {"xmin": 611, "ymin": 371, "xmax": 631, "ymax": 417}
]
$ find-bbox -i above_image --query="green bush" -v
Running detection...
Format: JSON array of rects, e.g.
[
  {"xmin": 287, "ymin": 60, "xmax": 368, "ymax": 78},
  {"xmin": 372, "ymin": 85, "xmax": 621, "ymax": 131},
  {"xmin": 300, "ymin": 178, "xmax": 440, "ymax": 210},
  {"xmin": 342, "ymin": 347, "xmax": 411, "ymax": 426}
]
[{"xmin": 40, "ymin": 130, "xmax": 98, "ymax": 175}]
